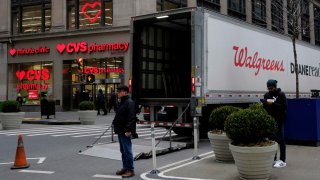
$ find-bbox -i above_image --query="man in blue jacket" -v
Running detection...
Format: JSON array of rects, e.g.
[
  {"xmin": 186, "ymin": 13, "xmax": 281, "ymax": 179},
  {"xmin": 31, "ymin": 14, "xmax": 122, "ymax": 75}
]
[
  {"xmin": 263, "ymin": 79, "xmax": 287, "ymax": 168},
  {"xmin": 112, "ymin": 85, "xmax": 136, "ymax": 178}
]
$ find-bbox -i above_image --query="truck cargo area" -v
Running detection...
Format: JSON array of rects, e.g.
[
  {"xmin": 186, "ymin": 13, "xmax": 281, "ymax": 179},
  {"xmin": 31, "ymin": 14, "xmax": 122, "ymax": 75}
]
[
  {"xmin": 132, "ymin": 11, "xmax": 192, "ymax": 128},
  {"xmin": 132, "ymin": 11, "xmax": 192, "ymax": 100}
]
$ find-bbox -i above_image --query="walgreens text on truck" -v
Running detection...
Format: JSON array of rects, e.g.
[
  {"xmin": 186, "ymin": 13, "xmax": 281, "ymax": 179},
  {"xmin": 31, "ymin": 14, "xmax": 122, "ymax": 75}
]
[{"xmin": 130, "ymin": 8, "xmax": 320, "ymax": 136}]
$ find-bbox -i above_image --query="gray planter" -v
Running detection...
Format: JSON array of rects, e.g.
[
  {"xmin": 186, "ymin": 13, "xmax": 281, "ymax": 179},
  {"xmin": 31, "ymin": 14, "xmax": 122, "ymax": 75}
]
[
  {"xmin": 0, "ymin": 112, "xmax": 25, "ymax": 130},
  {"xmin": 78, "ymin": 110, "xmax": 97, "ymax": 125},
  {"xmin": 229, "ymin": 142, "xmax": 277, "ymax": 180},
  {"xmin": 208, "ymin": 131, "xmax": 234, "ymax": 162}
]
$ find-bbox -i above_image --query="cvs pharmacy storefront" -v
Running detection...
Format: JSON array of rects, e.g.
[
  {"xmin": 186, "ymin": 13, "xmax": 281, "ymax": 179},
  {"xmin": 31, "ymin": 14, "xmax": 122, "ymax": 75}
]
[{"xmin": 7, "ymin": 32, "xmax": 130, "ymax": 111}]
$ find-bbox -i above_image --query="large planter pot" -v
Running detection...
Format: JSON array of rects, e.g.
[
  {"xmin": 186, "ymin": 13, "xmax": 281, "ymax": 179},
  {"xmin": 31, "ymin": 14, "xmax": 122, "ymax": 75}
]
[
  {"xmin": 0, "ymin": 112, "xmax": 25, "ymax": 130},
  {"xmin": 208, "ymin": 131, "xmax": 234, "ymax": 162},
  {"xmin": 78, "ymin": 110, "xmax": 97, "ymax": 125},
  {"xmin": 229, "ymin": 142, "xmax": 277, "ymax": 180}
]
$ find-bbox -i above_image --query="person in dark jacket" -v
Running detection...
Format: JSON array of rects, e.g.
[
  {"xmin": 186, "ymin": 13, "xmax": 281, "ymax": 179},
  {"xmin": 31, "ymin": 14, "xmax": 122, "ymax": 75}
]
[
  {"xmin": 108, "ymin": 89, "xmax": 117, "ymax": 112},
  {"xmin": 263, "ymin": 79, "xmax": 287, "ymax": 168},
  {"xmin": 112, "ymin": 85, "xmax": 136, "ymax": 178},
  {"xmin": 97, "ymin": 89, "xmax": 107, "ymax": 115}
]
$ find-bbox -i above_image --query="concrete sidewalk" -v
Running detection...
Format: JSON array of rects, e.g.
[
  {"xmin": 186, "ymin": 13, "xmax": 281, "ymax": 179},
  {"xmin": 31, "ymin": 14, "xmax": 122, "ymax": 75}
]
[
  {"xmin": 160, "ymin": 144, "xmax": 320, "ymax": 180},
  {"xmin": 22, "ymin": 111, "xmax": 114, "ymax": 125},
  {"xmin": 21, "ymin": 111, "xmax": 320, "ymax": 179}
]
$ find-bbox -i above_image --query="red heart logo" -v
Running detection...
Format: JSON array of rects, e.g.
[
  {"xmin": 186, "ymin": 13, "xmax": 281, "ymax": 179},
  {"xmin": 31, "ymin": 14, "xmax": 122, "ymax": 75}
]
[
  {"xmin": 81, "ymin": 2, "xmax": 102, "ymax": 23},
  {"xmin": 16, "ymin": 70, "xmax": 26, "ymax": 81},
  {"xmin": 56, "ymin": 44, "xmax": 66, "ymax": 54},
  {"xmin": 9, "ymin": 49, "xmax": 17, "ymax": 56}
]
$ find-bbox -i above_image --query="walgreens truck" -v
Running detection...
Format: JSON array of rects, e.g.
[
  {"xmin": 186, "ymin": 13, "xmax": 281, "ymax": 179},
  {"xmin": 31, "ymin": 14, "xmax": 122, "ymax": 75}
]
[{"xmin": 130, "ymin": 7, "xmax": 320, "ymax": 136}]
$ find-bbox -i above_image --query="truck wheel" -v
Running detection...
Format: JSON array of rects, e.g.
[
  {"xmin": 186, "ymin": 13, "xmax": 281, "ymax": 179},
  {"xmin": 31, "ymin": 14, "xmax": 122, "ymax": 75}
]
[{"xmin": 172, "ymin": 127, "xmax": 192, "ymax": 136}]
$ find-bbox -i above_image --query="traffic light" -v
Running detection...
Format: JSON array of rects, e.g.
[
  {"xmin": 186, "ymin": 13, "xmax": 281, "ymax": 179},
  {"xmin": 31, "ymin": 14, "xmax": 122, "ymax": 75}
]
[
  {"xmin": 86, "ymin": 74, "xmax": 95, "ymax": 83},
  {"xmin": 77, "ymin": 57, "xmax": 83, "ymax": 72}
]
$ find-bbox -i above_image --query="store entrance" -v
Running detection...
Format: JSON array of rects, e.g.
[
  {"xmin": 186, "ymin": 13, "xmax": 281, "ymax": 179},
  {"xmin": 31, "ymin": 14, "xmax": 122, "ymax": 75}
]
[{"xmin": 71, "ymin": 83, "xmax": 119, "ymax": 110}]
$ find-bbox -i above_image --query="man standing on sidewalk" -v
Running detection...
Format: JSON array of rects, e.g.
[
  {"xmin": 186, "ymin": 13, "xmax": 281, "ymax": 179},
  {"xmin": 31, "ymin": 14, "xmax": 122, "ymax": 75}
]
[
  {"xmin": 112, "ymin": 85, "xmax": 136, "ymax": 178},
  {"xmin": 263, "ymin": 79, "xmax": 288, "ymax": 168}
]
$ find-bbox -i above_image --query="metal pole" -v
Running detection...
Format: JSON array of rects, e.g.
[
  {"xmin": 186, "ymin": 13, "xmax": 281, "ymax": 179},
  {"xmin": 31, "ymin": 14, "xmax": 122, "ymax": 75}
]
[
  {"xmin": 169, "ymin": 129, "xmax": 172, "ymax": 149},
  {"xmin": 150, "ymin": 122, "xmax": 160, "ymax": 174},
  {"xmin": 192, "ymin": 116, "xmax": 200, "ymax": 160},
  {"xmin": 111, "ymin": 125, "xmax": 114, "ymax": 142}
]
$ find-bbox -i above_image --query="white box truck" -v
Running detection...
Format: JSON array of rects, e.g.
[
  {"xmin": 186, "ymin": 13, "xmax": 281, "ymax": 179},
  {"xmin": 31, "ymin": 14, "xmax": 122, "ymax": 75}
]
[{"xmin": 130, "ymin": 7, "xmax": 320, "ymax": 135}]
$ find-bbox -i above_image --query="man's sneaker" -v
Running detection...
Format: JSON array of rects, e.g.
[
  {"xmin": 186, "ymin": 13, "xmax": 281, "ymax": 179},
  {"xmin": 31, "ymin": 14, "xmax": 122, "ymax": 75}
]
[
  {"xmin": 273, "ymin": 160, "xmax": 286, "ymax": 168},
  {"xmin": 116, "ymin": 169, "xmax": 126, "ymax": 175},
  {"xmin": 273, "ymin": 160, "xmax": 280, "ymax": 166},
  {"xmin": 122, "ymin": 170, "xmax": 135, "ymax": 178}
]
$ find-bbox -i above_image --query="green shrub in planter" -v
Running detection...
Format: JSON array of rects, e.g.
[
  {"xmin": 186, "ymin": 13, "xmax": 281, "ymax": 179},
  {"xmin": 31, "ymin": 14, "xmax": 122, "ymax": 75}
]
[
  {"xmin": 79, "ymin": 101, "xmax": 95, "ymax": 110},
  {"xmin": 225, "ymin": 108, "xmax": 277, "ymax": 145},
  {"xmin": 248, "ymin": 102, "xmax": 267, "ymax": 113},
  {"xmin": 209, "ymin": 106, "xmax": 241, "ymax": 132},
  {"xmin": 2, "ymin": 100, "xmax": 21, "ymax": 113}
]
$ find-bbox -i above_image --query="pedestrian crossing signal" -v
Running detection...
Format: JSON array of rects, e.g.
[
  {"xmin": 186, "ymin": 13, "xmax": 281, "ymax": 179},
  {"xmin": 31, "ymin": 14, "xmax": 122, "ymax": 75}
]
[{"xmin": 86, "ymin": 74, "xmax": 95, "ymax": 83}]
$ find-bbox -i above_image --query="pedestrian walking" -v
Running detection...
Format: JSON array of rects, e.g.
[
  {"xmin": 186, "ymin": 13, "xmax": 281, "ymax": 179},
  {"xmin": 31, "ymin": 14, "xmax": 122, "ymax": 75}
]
[
  {"xmin": 108, "ymin": 89, "xmax": 117, "ymax": 112},
  {"xmin": 112, "ymin": 85, "xmax": 136, "ymax": 178},
  {"xmin": 97, "ymin": 89, "xmax": 107, "ymax": 115},
  {"xmin": 263, "ymin": 79, "xmax": 287, "ymax": 168},
  {"xmin": 16, "ymin": 93, "xmax": 23, "ymax": 106}
]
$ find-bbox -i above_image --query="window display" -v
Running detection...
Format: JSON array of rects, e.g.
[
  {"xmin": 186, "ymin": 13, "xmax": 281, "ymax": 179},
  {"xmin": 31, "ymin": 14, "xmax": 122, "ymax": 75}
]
[
  {"xmin": 67, "ymin": 0, "xmax": 113, "ymax": 30},
  {"xmin": 8, "ymin": 62, "xmax": 53, "ymax": 105},
  {"xmin": 12, "ymin": 0, "xmax": 51, "ymax": 34}
]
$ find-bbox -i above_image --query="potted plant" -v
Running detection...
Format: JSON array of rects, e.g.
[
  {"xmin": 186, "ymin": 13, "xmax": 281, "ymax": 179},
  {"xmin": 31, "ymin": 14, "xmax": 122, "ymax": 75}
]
[
  {"xmin": 225, "ymin": 104, "xmax": 277, "ymax": 180},
  {"xmin": 0, "ymin": 100, "xmax": 25, "ymax": 130},
  {"xmin": 207, "ymin": 106, "xmax": 240, "ymax": 162},
  {"xmin": 78, "ymin": 101, "xmax": 97, "ymax": 125}
]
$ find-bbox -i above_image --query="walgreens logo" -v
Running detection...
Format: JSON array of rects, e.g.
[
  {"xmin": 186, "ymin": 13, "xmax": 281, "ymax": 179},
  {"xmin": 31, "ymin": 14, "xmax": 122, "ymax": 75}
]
[
  {"xmin": 56, "ymin": 42, "xmax": 129, "ymax": 54},
  {"xmin": 233, "ymin": 45, "xmax": 285, "ymax": 76}
]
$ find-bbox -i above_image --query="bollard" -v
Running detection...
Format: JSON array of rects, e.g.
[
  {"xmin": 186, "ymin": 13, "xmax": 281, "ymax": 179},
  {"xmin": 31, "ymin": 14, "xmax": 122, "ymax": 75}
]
[
  {"xmin": 169, "ymin": 129, "xmax": 172, "ymax": 149},
  {"xmin": 192, "ymin": 117, "xmax": 200, "ymax": 160},
  {"xmin": 111, "ymin": 125, "xmax": 115, "ymax": 142},
  {"xmin": 150, "ymin": 122, "xmax": 160, "ymax": 174}
]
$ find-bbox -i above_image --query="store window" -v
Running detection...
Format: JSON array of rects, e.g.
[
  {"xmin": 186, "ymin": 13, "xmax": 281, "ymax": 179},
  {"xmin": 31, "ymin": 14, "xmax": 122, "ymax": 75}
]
[
  {"xmin": 157, "ymin": 0, "xmax": 187, "ymax": 11},
  {"xmin": 315, "ymin": 6, "xmax": 320, "ymax": 46},
  {"xmin": 271, "ymin": 0, "xmax": 284, "ymax": 33},
  {"xmin": 252, "ymin": 0, "xmax": 266, "ymax": 28},
  {"xmin": 8, "ymin": 62, "xmax": 53, "ymax": 105},
  {"xmin": 228, "ymin": 0, "xmax": 246, "ymax": 20},
  {"xmin": 63, "ymin": 57, "xmax": 123, "ymax": 110},
  {"xmin": 67, "ymin": 0, "xmax": 113, "ymax": 30},
  {"xmin": 301, "ymin": 0, "xmax": 310, "ymax": 42},
  {"xmin": 197, "ymin": 0, "xmax": 220, "ymax": 12},
  {"xmin": 11, "ymin": 0, "xmax": 51, "ymax": 34}
]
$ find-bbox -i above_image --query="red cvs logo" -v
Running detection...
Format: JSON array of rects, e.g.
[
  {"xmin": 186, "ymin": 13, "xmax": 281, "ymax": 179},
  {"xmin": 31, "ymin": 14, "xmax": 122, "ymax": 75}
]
[
  {"xmin": 81, "ymin": 2, "xmax": 102, "ymax": 23},
  {"xmin": 56, "ymin": 44, "xmax": 66, "ymax": 53},
  {"xmin": 9, "ymin": 49, "xmax": 17, "ymax": 56},
  {"xmin": 16, "ymin": 69, "xmax": 50, "ymax": 81},
  {"xmin": 56, "ymin": 42, "xmax": 87, "ymax": 54}
]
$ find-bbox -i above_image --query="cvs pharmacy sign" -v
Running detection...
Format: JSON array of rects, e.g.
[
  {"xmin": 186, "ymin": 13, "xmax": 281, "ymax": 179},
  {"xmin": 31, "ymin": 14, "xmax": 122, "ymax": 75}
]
[
  {"xmin": 56, "ymin": 41, "xmax": 129, "ymax": 54},
  {"xmin": 16, "ymin": 69, "xmax": 50, "ymax": 81}
]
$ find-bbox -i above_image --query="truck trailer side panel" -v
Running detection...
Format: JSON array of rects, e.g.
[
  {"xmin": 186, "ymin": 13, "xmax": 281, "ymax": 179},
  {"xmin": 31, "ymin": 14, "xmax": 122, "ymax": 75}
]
[{"xmin": 204, "ymin": 11, "xmax": 320, "ymax": 103}]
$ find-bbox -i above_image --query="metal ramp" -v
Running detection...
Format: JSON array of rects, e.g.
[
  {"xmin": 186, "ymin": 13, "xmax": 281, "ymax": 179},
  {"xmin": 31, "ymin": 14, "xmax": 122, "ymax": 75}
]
[{"xmin": 79, "ymin": 138, "xmax": 189, "ymax": 160}]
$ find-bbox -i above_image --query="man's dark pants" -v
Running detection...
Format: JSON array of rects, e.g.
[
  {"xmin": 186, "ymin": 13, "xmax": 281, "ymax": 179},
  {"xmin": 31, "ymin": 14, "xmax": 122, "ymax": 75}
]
[{"xmin": 118, "ymin": 134, "xmax": 134, "ymax": 171}]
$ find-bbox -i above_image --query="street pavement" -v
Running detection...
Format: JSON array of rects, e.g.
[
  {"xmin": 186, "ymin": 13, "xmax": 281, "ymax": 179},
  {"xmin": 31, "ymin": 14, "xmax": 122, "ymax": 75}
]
[{"xmin": 1, "ymin": 111, "xmax": 320, "ymax": 179}]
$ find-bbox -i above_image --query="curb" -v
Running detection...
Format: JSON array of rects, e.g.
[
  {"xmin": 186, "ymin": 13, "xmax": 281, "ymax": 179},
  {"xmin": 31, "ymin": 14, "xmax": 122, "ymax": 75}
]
[{"xmin": 22, "ymin": 120, "xmax": 81, "ymax": 125}]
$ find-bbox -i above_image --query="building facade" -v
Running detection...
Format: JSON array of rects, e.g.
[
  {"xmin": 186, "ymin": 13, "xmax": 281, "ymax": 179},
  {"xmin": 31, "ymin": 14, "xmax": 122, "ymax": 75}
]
[{"xmin": 0, "ymin": 0, "xmax": 319, "ymax": 111}]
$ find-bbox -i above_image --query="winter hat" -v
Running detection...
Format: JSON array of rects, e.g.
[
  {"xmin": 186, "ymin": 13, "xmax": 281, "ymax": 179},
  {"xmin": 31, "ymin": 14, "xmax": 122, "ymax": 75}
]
[
  {"xmin": 267, "ymin": 79, "xmax": 277, "ymax": 87},
  {"xmin": 116, "ymin": 85, "xmax": 129, "ymax": 92}
]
